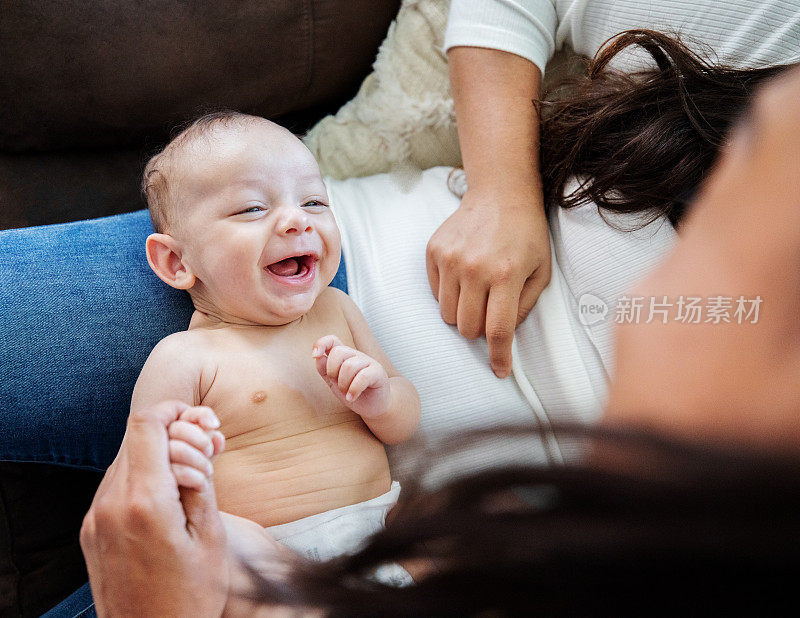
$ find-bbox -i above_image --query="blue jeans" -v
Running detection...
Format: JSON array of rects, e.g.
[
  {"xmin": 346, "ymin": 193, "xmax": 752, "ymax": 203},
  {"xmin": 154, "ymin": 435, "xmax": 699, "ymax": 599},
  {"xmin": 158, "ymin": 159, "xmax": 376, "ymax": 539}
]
[{"xmin": 0, "ymin": 209, "xmax": 348, "ymax": 615}]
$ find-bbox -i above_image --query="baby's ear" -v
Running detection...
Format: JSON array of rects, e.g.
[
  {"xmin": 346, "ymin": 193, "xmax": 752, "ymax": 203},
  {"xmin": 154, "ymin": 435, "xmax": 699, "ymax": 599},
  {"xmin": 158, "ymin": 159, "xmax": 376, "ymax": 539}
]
[{"xmin": 145, "ymin": 233, "xmax": 196, "ymax": 290}]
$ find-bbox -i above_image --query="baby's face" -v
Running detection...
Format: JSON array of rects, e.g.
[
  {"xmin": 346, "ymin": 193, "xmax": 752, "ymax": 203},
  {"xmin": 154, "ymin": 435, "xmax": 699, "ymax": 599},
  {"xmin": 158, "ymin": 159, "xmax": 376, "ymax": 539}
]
[{"xmin": 171, "ymin": 121, "xmax": 341, "ymax": 325}]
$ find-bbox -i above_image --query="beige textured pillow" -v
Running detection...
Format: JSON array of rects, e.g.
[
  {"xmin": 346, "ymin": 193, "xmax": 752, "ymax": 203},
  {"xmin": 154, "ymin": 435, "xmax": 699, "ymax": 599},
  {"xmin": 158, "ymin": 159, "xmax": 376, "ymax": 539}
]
[{"xmin": 302, "ymin": 0, "xmax": 461, "ymax": 180}]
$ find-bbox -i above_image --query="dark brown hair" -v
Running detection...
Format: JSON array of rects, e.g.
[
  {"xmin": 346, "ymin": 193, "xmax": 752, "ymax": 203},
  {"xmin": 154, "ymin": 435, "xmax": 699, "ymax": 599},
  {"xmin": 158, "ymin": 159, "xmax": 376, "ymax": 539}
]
[
  {"xmin": 241, "ymin": 425, "xmax": 800, "ymax": 616},
  {"xmin": 539, "ymin": 30, "xmax": 793, "ymax": 227}
]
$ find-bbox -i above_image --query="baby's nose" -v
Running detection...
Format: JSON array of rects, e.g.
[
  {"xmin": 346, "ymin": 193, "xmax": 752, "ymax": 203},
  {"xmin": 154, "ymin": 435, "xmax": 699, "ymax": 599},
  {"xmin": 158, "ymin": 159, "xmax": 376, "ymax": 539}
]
[{"xmin": 279, "ymin": 208, "xmax": 312, "ymax": 235}]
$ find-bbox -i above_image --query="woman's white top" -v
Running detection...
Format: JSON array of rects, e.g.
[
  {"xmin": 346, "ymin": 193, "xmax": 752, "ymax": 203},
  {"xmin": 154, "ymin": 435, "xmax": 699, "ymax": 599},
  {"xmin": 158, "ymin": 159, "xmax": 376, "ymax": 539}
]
[
  {"xmin": 327, "ymin": 168, "xmax": 675, "ymax": 479},
  {"xmin": 361, "ymin": 0, "xmax": 800, "ymax": 480},
  {"xmin": 445, "ymin": 0, "xmax": 800, "ymax": 74}
]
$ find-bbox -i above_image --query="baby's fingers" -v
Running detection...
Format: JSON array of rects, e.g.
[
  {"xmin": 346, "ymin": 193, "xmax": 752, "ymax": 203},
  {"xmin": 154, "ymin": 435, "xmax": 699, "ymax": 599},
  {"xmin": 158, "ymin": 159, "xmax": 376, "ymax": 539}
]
[
  {"xmin": 325, "ymin": 345, "xmax": 358, "ymax": 382},
  {"xmin": 168, "ymin": 439, "xmax": 213, "ymax": 478},
  {"xmin": 210, "ymin": 430, "xmax": 225, "ymax": 457},
  {"xmin": 312, "ymin": 335, "xmax": 345, "ymax": 359},
  {"xmin": 178, "ymin": 405, "xmax": 220, "ymax": 431},
  {"xmin": 314, "ymin": 351, "xmax": 330, "ymax": 383},
  {"xmin": 313, "ymin": 335, "xmax": 345, "ymax": 382},
  {"xmin": 171, "ymin": 463, "xmax": 210, "ymax": 491},
  {"xmin": 168, "ymin": 439, "xmax": 213, "ymax": 491},
  {"xmin": 168, "ymin": 420, "xmax": 214, "ymax": 457},
  {"xmin": 347, "ymin": 364, "xmax": 385, "ymax": 402},
  {"xmin": 338, "ymin": 355, "xmax": 370, "ymax": 394}
]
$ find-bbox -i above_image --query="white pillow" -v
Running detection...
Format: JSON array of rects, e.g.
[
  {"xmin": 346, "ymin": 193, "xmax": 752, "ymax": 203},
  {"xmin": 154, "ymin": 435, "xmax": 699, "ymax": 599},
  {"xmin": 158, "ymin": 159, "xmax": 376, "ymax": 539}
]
[{"xmin": 303, "ymin": 0, "xmax": 461, "ymax": 180}]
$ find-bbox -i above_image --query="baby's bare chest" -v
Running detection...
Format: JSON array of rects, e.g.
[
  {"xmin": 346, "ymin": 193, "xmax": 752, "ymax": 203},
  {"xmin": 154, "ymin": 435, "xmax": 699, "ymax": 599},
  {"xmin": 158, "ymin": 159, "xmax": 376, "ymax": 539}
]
[{"xmin": 198, "ymin": 318, "xmax": 358, "ymax": 445}]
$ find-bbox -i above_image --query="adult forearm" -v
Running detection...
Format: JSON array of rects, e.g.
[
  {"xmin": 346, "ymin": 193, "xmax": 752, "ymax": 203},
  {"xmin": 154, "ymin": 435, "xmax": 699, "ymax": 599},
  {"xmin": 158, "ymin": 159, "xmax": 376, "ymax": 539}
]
[
  {"xmin": 448, "ymin": 46, "xmax": 542, "ymax": 194},
  {"xmin": 427, "ymin": 46, "xmax": 551, "ymax": 377}
]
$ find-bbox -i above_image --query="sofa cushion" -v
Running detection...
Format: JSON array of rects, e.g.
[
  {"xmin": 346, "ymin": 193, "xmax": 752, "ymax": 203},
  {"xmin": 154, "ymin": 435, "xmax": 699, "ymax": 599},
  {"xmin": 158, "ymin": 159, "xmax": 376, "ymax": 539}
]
[
  {"xmin": 0, "ymin": 463, "xmax": 103, "ymax": 617},
  {"xmin": 0, "ymin": 479, "xmax": 17, "ymax": 615},
  {"xmin": 0, "ymin": 0, "xmax": 401, "ymax": 153},
  {"xmin": 0, "ymin": 0, "xmax": 402, "ymax": 230}
]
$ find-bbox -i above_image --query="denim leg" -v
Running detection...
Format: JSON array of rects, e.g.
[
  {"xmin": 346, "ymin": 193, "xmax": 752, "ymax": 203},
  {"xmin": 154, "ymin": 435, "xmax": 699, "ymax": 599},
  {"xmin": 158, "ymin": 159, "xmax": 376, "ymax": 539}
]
[
  {"xmin": 41, "ymin": 582, "xmax": 96, "ymax": 618},
  {"xmin": 0, "ymin": 210, "xmax": 193, "ymax": 470},
  {"xmin": 329, "ymin": 251, "xmax": 348, "ymax": 294}
]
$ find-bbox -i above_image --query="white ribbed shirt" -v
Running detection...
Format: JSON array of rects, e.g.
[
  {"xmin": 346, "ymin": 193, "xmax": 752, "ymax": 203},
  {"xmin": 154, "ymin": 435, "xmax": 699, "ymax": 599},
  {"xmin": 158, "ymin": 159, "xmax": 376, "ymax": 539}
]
[
  {"xmin": 327, "ymin": 169, "xmax": 675, "ymax": 480},
  {"xmin": 445, "ymin": 0, "xmax": 800, "ymax": 73}
]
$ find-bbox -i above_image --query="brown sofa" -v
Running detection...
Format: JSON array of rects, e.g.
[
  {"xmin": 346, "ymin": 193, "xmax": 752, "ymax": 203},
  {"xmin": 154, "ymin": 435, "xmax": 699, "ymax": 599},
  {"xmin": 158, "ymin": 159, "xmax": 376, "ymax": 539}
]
[{"xmin": 0, "ymin": 2, "xmax": 400, "ymax": 614}]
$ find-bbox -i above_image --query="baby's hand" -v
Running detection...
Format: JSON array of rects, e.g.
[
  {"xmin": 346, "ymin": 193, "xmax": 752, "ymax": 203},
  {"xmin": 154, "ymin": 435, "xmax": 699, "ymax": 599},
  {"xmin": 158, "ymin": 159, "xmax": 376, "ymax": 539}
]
[
  {"xmin": 167, "ymin": 406, "xmax": 226, "ymax": 491},
  {"xmin": 312, "ymin": 335, "xmax": 390, "ymax": 419}
]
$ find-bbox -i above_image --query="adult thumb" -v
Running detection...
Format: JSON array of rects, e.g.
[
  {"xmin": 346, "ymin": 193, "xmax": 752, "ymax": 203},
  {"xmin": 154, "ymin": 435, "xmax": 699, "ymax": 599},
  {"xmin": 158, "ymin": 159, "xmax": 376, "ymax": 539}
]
[{"xmin": 180, "ymin": 482, "xmax": 225, "ymax": 542}]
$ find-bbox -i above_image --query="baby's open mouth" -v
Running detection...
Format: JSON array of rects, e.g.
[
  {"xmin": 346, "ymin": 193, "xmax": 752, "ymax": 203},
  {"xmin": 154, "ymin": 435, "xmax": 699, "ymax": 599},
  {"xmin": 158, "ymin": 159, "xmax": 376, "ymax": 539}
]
[{"xmin": 266, "ymin": 254, "xmax": 316, "ymax": 278}]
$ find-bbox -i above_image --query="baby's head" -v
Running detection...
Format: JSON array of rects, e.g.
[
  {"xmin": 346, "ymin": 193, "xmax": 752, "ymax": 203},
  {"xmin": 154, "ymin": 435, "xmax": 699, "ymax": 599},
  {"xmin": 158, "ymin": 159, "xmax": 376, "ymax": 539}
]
[{"xmin": 142, "ymin": 112, "xmax": 341, "ymax": 326}]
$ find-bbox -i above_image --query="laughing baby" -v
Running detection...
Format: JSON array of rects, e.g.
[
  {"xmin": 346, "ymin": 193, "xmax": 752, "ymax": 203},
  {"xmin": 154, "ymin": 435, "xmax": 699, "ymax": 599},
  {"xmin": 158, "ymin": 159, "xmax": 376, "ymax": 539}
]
[{"xmin": 133, "ymin": 112, "xmax": 420, "ymax": 581}]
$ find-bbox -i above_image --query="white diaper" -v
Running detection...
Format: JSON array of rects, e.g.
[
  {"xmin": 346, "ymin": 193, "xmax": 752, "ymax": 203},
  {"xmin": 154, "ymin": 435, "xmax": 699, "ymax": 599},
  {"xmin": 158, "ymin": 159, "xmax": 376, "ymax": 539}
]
[{"xmin": 266, "ymin": 481, "xmax": 412, "ymax": 586}]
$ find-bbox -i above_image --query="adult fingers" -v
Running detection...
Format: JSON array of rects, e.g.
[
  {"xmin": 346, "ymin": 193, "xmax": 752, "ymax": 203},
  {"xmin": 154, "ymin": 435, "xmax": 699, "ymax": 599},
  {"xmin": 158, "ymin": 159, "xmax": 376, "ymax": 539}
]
[
  {"xmin": 425, "ymin": 247, "xmax": 441, "ymax": 301},
  {"xmin": 83, "ymin": 402, "xmax": 197, "ymax": 559},
  {"xmin": 457, "ymin": 280, "xmax": 489, "ymax": 339},
  {"xmin": 486, "ymin": 284, "xmax": 520, "ymax": 379},
  {"xmin": 179, "ymin": 477, "xmax": 226, "ymax": 543},
  {"xmin": 438, "ymin": 274, "xmax": 460, "ymax": 326},
  {"xmin": 83, "ymin": 402, "xmax": 184, "ymax": 515},
  {"xmin": 124, "ymin": 400, "xmax": 192, "ymax": 479},
  {"xmin": 82, "ymin": 402, "xmax": 229, "ymax": 618},
  {"xmin": 515, "ymin": 265, "xmax": 551, "ymax": 327}
]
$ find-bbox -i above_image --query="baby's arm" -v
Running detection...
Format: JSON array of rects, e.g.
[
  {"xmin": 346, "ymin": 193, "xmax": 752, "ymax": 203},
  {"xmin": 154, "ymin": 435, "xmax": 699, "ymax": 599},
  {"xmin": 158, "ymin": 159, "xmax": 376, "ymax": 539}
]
[
  {"xmin": 131, "ymin": 333, "xmax": 204, "ymax": 413},
  {"xmin": 313, "ymin": 290, "xmax": 421, "ymax": 444},
  {"xmin": 132, "ymin": 333, "xmax": 224, "ymax": 488}
]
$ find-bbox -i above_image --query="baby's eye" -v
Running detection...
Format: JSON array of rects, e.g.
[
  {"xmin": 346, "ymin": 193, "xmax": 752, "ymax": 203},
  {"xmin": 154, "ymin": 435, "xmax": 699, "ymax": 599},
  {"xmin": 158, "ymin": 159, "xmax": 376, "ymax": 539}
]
[
  {"xmin": 301, "ymin": 200, "xmax": 328, "ymax": 210},
  {"xmin": 237, "ymin": 205, "xmax": 265, "ymax": 215}
]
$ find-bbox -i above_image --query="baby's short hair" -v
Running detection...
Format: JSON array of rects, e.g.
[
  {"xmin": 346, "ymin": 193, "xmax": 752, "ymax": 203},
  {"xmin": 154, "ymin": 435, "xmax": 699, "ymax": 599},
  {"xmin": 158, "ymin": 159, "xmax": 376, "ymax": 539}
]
[{"xmin": 142, "ymin": 110, "xmax": 255, "ymax": 234}]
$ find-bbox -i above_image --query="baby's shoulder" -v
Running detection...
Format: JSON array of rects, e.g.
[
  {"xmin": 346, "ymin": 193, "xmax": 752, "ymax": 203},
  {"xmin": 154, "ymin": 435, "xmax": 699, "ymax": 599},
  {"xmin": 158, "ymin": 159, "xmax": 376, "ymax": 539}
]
[
  {"xmin": 148, "ymin": 329, "xmax": 211, "ymax": 362},
  {"xmin": 304, "ymin": 287, "xmax": 356, "ymax": 339},
  {"xmin": 135, "ymin": 329, "xmax": 213, "ymax": 399},
  {"xmin": 310, "ymin": 286, "xmax": 351, "ymax": 317},
  {"xmin": 321, "ymin": 286, "xmax": 366, "ymax": 325}
]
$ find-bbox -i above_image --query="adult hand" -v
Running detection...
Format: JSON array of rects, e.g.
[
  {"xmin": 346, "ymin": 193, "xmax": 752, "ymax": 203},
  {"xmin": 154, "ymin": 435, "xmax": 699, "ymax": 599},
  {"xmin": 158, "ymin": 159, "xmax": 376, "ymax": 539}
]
[
  {"xmin": 427, "ymin": 184, "xmax": 551, "ymax": 378},
  {"xmin": 80, "ymin": 401, "xmax": 229, "ymax": 617},
  {"xmin": 606, "ymin": 66, "xmax": 800, "ymax": 452}
]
